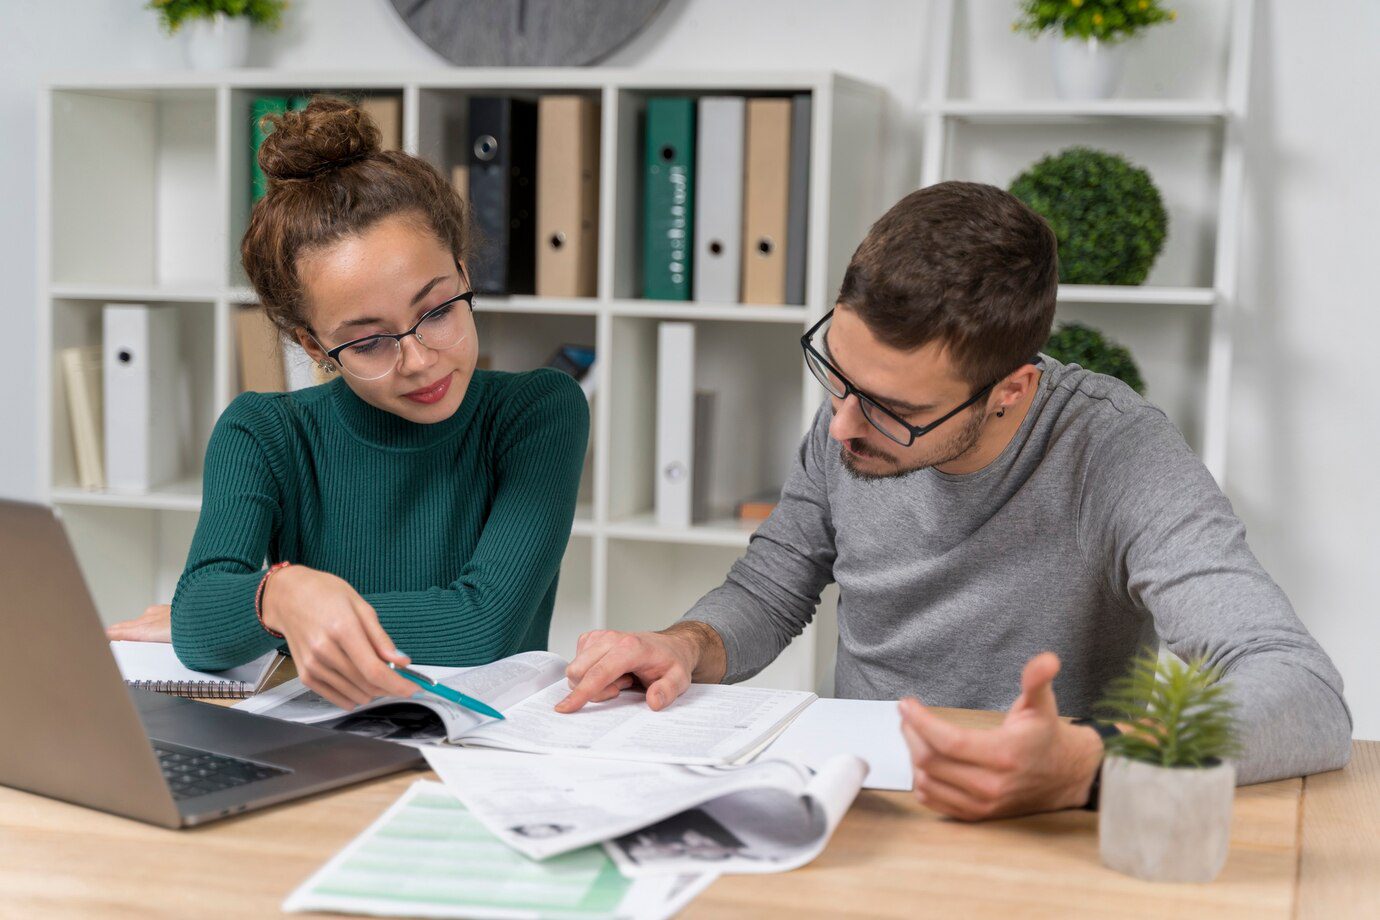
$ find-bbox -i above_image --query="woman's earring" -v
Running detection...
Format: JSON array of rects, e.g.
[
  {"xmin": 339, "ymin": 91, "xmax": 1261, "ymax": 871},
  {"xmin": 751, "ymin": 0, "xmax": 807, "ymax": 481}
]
[
  {"xmin": 318, "ymin": 361, "xmax": 333, "ymax": 372},
  {"xmin": 996, "ymin": 407, "xmax": 1006, "ymax": 418}
]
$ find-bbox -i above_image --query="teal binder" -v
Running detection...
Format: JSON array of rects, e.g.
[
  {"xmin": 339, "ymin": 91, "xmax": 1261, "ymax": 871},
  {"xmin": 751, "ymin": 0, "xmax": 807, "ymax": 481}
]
[
  {"xmin": 642, "ymin": 98, "xmax": 696, "ymax": 301},
  {"xmin": 251, "ymin": 96, "xmax": 314, "ymax": 205},
  {"xmin": 250, "ymin": 96, "xmax": 290, "ymax": 203}
]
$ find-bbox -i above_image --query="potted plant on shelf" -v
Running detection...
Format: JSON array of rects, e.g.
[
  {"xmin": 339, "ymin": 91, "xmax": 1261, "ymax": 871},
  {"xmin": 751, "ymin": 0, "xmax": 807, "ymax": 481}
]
[
  {"xmin": 1014, "ymin": 0, "xmax": 1178, "ymax": 100},
  {"xmin": 147, "ymin": 0, "xmax": 287, "ymax": 70},
  {"xmin": 1009, "ymin": 146, "xmax": 1167, "ymax": 286},
  {"xmin": 1094, "ymin": 650, "xmax": 1240, "ymax": 883},
  {"xmin": 1044, "ymin": 322, "xmax": 1145, "ymax": 394}
]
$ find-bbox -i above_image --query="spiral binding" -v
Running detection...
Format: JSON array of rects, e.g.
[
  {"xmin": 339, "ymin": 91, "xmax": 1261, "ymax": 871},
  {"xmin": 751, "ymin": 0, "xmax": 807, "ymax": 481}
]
[{"xmin": 126, "ymin": 679, "xmax": 252, "ymax": 700}]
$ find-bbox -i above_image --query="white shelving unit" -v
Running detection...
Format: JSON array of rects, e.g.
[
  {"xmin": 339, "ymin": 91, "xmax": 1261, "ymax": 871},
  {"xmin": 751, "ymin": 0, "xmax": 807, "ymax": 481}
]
[
  {"xmin": 37, "ymin": 69, "xmax": 885, "ymax": 694},
  {"xmin": 919, "ymin": 0, "xmax": 1254, "ymax": 484}
]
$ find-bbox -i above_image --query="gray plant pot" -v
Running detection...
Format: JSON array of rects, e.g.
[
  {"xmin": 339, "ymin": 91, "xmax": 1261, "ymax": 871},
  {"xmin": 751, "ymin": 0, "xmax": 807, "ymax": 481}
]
[{"xmin": 1098, "ymin": 754, "xmax": 1236, "ymax": 883}]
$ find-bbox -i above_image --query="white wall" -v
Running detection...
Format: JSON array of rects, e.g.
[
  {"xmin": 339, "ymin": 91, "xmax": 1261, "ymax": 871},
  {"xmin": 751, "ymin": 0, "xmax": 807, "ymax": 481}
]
[{"xmin": 2, "ymin": 0, "xmax": 1377, "ymax": 737}]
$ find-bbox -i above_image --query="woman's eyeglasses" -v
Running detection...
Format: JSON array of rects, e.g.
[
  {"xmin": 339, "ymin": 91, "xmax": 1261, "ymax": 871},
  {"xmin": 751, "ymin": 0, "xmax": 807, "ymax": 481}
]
[{"xmin": 319, "ymin": 291, "xmax": 474, "ymax": 381}]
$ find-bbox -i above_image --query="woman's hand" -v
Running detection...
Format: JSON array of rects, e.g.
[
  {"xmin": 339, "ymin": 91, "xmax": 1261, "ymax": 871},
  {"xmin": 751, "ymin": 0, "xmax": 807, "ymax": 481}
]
[
  {"xmin": 262, "ymin": 565, "xmax": 419, "ymax": 710},
  {"xmin": 106, "ymin": 604, "xmax": 172, "ymax": 643}
]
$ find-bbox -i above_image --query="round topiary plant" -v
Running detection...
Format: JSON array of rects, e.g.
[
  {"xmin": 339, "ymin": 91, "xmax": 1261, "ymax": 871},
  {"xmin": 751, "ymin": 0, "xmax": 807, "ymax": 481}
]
[
  {"xmin": 1010, "ymin": 147, "xmax": 1167, "ymax": 285},
  {"xmin": 1045, "ymin": 322, "xmax": 1145, "ymax": 394}
]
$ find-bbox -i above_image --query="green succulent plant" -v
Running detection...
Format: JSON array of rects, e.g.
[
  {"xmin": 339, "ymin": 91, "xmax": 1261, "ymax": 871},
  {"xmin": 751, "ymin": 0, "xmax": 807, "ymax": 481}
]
[
  {"xmin": 147, "ymin": 0, "xmax": 287, "ymax": 34},
  {"xmin": 1014, "ymin": 0, "xmax": 1177, "ymax": 45},
  {"xmin": 1010, "ymin": 146, "xmax": 1167, "ymax": 286},
  {"xmin": 1044, "ymin": 322, "xmax": 1145, "ymax": 394},
  {"xmin": 1095, "ymin": 649, "xmax": 1240, "ymax": 768}
]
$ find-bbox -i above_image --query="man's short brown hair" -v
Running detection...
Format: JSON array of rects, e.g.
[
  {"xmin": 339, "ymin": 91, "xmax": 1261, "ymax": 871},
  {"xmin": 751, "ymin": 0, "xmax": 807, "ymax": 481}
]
[{"xmin": 836, "ymin": 181, "xmax": 1058, "ymax": 388}]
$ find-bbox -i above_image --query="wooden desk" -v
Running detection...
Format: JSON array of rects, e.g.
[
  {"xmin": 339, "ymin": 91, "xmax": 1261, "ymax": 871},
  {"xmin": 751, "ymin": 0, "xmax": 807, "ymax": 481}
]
[{"xmin": 1, "ymin": 707, "xmax": 1376, "ymax": 919}]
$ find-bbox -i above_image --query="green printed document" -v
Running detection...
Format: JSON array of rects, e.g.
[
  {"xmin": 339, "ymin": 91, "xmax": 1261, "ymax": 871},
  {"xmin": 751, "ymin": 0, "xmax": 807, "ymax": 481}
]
[{"xmin": 283, "ymin": 781, "xmax": 713, "ymax": 919}]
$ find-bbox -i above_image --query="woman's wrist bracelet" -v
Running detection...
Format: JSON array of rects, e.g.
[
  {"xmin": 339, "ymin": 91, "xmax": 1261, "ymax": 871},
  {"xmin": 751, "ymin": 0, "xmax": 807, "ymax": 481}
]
[{"xmin": 255, "ymin": 561, "xmax": 292, "ymax": 639}]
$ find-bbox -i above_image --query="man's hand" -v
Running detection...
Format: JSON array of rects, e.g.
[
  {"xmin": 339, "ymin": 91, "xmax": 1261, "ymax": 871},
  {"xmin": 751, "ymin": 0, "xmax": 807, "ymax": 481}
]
[
  {"xmin": 106, "ymin": 604, "xmax": 172, "ymax": 642},
  {"xmin": 555, "ymin": 621, "xmax": 726, "ymax": 713},
  {"xmin": 899, "ymin": 652, "xmax": 1104, "ymax": 821}
]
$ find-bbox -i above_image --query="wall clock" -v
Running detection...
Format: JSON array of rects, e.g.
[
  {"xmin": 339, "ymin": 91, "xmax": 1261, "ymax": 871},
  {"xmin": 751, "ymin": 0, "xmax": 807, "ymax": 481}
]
[{"xmin": 390, "ymin": 0, "xmax": 673, "ymax": 66}]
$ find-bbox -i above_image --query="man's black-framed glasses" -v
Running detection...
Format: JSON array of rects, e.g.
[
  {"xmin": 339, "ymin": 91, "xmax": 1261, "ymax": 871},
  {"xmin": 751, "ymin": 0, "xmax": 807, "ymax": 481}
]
[
  {"xmin": 801, "ymin": 309, "xmax": 1022, "ymax": 448},
  {"xmin": 320, "ymin": 290, "xmax": 475, "ymax": 381}
]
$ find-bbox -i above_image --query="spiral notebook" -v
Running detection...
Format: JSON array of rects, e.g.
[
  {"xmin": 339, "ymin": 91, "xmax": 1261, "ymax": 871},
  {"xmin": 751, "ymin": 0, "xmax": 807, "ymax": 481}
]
[{"xmin": 110, "ymin": 641, "xmax": 283, "ymax": 700}]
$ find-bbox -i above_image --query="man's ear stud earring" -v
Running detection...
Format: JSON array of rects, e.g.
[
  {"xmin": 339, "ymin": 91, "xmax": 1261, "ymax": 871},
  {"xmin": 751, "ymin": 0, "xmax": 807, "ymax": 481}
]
[{"xmin": 996, "ymin": 408, "xmax": 1006, "ymax": 418}]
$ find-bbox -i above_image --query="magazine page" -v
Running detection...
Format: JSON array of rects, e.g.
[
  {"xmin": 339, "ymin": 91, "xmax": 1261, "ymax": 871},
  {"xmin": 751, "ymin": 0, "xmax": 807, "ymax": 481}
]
[
  {"xmin": 423, "ymin": 747, "xmax": 866, "ymax": 869},
  {"xmin": 460, "ymin": 682, "xmax": 817, "ymax": 765},
  {"xmin": 605, "ymin": 753, "xmax": 869, "ymax": 877},
  {"xmin": 235, "ymin": 651, "xmax": 569, "ymax": 743}
]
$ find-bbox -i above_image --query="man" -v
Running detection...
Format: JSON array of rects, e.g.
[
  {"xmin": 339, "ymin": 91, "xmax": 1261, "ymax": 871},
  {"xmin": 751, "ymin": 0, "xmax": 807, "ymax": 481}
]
[{"xmin": 556, "ymin": 182, "xmax": 1351, "ymax": 820}]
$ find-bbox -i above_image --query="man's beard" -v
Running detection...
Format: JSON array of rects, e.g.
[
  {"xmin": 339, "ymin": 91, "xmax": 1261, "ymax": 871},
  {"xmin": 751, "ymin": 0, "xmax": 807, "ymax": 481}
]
[{"xmin": 840, "ymin": 406, "xmax": 987, "ymax": 481}]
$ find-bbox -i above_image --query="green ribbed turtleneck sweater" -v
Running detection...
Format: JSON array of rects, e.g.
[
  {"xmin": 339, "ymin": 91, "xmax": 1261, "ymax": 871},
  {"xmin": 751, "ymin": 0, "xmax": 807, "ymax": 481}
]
[{"xmin": 170, "ymin": 368, "xmax": 588, "ymax": 672}]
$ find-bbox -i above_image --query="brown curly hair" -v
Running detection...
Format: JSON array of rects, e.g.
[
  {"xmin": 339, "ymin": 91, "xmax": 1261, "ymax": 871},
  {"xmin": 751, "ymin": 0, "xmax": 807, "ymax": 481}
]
[{"xmin": 241, "ymin": 97, "xmax": 472, "ymax": 337}]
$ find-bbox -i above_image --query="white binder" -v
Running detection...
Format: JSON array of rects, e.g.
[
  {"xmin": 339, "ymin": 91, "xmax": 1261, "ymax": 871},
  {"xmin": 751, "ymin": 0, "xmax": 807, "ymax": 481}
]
[
  {"xmin": 693, "ymin": 97, "xmax": 746, "ymax": 303},
  {"xmin": 656, "ymin": 323, "xmax": 697, "ymax": 528},
  {"xmin": 103, "ymin": 303, "xmax": 179, "ymax": 492}
]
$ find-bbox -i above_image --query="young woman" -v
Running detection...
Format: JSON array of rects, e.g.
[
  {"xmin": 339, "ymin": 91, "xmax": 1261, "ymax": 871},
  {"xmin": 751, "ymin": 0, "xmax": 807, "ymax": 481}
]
[{"xmin": 107, "ymin": 98, "xmax": 589, "ymax": 710}]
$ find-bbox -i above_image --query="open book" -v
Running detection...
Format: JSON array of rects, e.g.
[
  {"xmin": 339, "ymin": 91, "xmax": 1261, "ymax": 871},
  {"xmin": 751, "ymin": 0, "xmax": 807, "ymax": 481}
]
[
  {"xmin": 236, "ymin": 651, "xmax": 816, "ymax": 767},
  {"xmin": 423, "ymin": 746, "xmax": 869, "ymax": 875}
]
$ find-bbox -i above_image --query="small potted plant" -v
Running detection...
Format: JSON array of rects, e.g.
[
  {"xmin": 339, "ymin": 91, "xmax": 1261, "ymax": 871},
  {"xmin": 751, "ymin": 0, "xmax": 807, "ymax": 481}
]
[
  {"xmin": 1013, "ymin": 0, "xmax": 1178, "ymax": 100},
  {"xmin": 1009, "ymin": 146, "xmax": 1168, "ymax": 286},
  {"xmin": 1094, "ymin": 650, "xmax": 1240, "ymax": 883},
  {"xmin": 1044, "ymin": 322, "xmax": 1145, "ymax": 394},
  {"xmin": 147, "ymin": 0, "xmax": 288, "ymax": 70}
]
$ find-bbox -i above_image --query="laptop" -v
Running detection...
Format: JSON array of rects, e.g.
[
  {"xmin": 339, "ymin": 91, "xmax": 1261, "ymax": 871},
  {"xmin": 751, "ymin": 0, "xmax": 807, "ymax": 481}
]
[{"xmin": 0, "ymin": 499, "xmax": 423, "ymax": 828}]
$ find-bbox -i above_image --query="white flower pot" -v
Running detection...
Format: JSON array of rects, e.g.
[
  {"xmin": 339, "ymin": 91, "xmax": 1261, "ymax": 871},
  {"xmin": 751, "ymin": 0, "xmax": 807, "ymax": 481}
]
[
  {"xmin": 1098, "ymin": 754, "xmax": 1236, "ymax": 883},
  {"xmin": 182, "ymin": 13, "xmax": 252, "ymax": 70},
  {"xmin": 1051, "ymin": 36, "xmax": 1129, "ymax": 100}
]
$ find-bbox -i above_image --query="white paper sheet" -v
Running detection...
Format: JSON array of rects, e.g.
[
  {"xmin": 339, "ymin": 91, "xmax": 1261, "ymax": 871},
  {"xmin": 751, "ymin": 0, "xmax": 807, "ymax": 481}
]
[{"xmin": 758, "ymin": 698, "xmax": 914, "ymax": 791}]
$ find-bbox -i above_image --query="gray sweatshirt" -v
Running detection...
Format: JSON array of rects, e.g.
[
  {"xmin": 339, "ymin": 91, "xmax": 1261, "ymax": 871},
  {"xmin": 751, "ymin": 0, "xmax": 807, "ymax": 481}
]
[{"xmin": 682, "ymin": 357, "xmax": 1351, "ymax": 784}]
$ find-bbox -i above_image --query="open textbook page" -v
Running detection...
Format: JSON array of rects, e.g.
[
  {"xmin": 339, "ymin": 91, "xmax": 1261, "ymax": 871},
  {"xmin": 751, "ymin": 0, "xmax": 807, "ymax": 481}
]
[
  {"xmin": 282, "ymin": 780, "xmax": 715, "ymax": 920},
  {"xmin": 423, "ymin": 747, "xmax": 868, "ymax": 875},
  {"xmin": 236, "ymin": 651, "xmax": 817, "ymax": 766},
  {"xmin": 236, "ymin": 651, "xmax": 567, "ymax": 744},
  {"xmin": 461, "ymin": 681, "xmax": 816, "ymax": 766}
]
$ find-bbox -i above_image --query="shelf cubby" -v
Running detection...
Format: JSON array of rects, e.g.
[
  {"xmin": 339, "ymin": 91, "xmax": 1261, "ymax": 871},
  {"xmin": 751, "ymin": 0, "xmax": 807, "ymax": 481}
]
[
  {"xmin": 921, "ymin": 0, "xmax": 1252, "ymax": 481},
  {"xmin": 48, "ymin": 87, "xmax": 221, "ymax": 290},
  {"xmin": 48, "ymin": 297, "xmax": 217, "ymax": 503}
]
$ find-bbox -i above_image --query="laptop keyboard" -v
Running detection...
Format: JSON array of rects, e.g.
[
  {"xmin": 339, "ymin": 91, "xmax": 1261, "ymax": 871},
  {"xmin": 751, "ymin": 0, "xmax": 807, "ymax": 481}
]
[{"xmin": 153, "ymin": 743, "xmax": 290, "ymax": 800}]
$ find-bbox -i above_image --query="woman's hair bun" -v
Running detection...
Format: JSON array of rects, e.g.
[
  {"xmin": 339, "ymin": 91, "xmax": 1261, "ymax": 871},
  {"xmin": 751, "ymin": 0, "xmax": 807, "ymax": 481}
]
[{"xmin": 257, "ymin": 96, "xmax": 382, "ymax": 183}]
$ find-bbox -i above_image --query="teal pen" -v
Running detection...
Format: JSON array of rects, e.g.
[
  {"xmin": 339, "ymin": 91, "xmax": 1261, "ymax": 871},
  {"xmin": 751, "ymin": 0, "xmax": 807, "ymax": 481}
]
[{"xmin": 389, "ymin": 662, "xmax": 506, "ymax": 721}]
